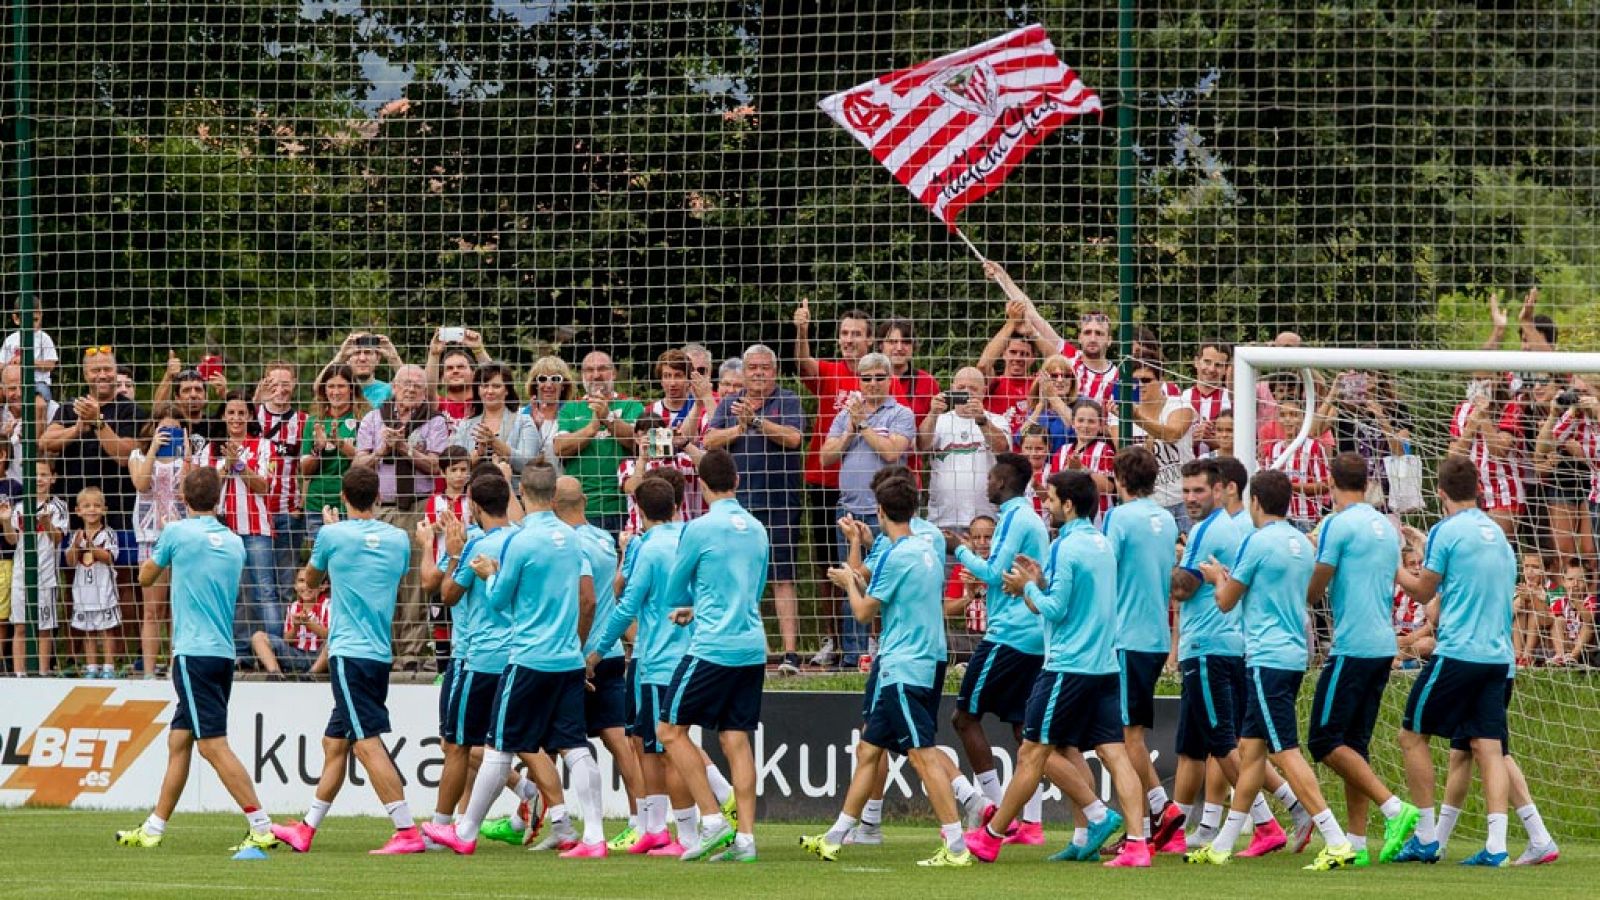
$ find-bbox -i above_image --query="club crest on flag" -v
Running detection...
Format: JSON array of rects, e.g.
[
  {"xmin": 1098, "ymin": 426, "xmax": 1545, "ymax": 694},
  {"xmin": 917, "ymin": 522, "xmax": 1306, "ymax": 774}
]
[{"xmin": 931, "ymin": 61, "xmax": 1001, "ymax": 117}]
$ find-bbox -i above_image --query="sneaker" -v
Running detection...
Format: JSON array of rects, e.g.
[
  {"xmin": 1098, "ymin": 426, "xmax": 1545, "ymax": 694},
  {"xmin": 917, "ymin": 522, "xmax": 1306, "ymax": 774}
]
[
  {"xmin": 963, "ymin": 826, "xmax": 1003, "ymax": 863},
  {"xmin": 1290, "ymin": 808, "xmax": 1315, "ymax": 853},
  {"xmin": 1156, "ymin": 827, "xmax": 1189, "ymax": 854},
  {"xmin": 979, "ymin": 803, "xmax": 1019, "ymax": 839},
  {"xmin": 1046, "ymin": 841, "xmax": 1087, "ymax": 862},
  {"xmin": 1098, "ymin": 836, "xmax": 1126, "ymax": 858},
  {"xmin": 1514, "ymin": 840, "xmax": 1559, "ymax": 866},
  {"xmin": 271, "ymin": 821, "xmax": 316, "ymax": 853},
  {"xmin": 420, "ymin": 822, "xmax": 475, "ymax": 855},
  {"xmin": 1392, "ymin": 835, "xmax": 1442, "ymax": 864},
  {"xmin": 371, "ymin": 828, "xmax": 427, "ymax": 855},
  {"xmin": 1379, "ymin": 802, "xmax": 1420, "ymax": 863},
  {"xmin": 777, "ymin": 653, "xmax": 801, "ymax": 676},
  {"xmin": 720, "ymin": 794, "xmax": 739, "ymax": 830},
  {"xmin": 521, "ymin": 796, "xmax": 548, "ymax": 840},
  {"xmin": 1150, "ymin": 805, "xmax": 1186, "ymax": 853},
  {"xmin": 808, "ymin": 638, "xmax": 838, "ymax": 669},
  {"xmin": 1004, "ymin": 820, "xmax": 1044, "ymax": 846},
  {"xmin": 681, "ymin": 821, "xmax": 734, "ymax": 861},
  {"xmin": 799, "ymin": 833, "xmax": 841, "ymax": 862},
  {"xmin": 1237, "ymin": 818, "xmax": 1287, "ymax": 858},
  {"xmin": 1186, "ymin": 827, "xmax": 1217, "ymax": 851},
  {"xmin": 628, "ymin": 830, "xmax": 672, "ymax": 855},
  {"xmin": 708, "ymin": 842, "xmax": 757, "ymax": 863},
  {"xmin": 1459, "ymin": 848, "xmax": 1509, "ymax": 868},
  {"xmin": 115, "ymin": 825, "xmax": 162, "ymax": 848},
  {"xmin": 560, "ymin": 841, "xmax": 608, "ymax": 859},
  {"xmin": 917, "ymin": 845, "xmax": 974, "ymax": 867},
  {"xmin": 648, "ymin": 838, "xmax": 688, "ymax": 857},
  {"xmin": 1303, "ymin": 842, "xmax": 1356, "ymax": 871},
  {"xmin": 1352, "ymin": 847, "xmax": 1371, "ymax": 867},
  {"xmin": 607, "ymin": 826, "xmax": 640, "ymax": 852},
  {"xmin": 959, "ymin": 791, "xmax": 988, "ymax": 830},
  {"xmin": 1105, "ymin": 839, "xmax": 1153, "ymax": 868},
  {"xmin": 1185, "ymin": 844, "xmax": 1231, "ymax": 866},
  {"xmin": 228, "ymin": 831, "xmax": 280, "ymax": 853},
  {"xmin": 845, "ymin": 822, "xmax": 883, "ymax": 845},
  {"xmin": 480, "ymin": 817, "xmax": 524, "ymax": 846},
  {"xmin": 527, "ymin": 817, "xmax": 579, "ymax": 852},
  {"xmin": 1084, "ymin": 810, "xmax": 1124, "ymax": 856}
]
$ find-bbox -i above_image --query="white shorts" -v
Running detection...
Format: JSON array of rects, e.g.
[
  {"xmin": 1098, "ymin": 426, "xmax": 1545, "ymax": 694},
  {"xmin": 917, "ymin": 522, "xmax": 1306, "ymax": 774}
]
[
  {"xmin": 72, "ymin": 605, "xmax": 122, "ymax": 632},
  {"xmin": 10, "ymin": 582, "xmax": 60, "ymax": 630}
]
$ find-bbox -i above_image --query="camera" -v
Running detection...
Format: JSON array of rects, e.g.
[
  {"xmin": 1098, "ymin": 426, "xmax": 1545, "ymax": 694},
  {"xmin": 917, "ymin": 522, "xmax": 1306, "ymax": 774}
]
[
  {"xmin": 437, "ymin": 326, "xmax": 465, "ymax": 343},
  {"xmin": 946, "ymin": 390, "xmax": 969, "ymax": 407},
  {"xmin": 353, "ymin": 334, "xmax": 382, "ymax": 348},
  {"xmin": 1556, "ymin": 390, "xmax": 1579, "ymax": 408},
  {"xmin": 648, "ymin": 427, "xmax": 675, "ymax": 459}
]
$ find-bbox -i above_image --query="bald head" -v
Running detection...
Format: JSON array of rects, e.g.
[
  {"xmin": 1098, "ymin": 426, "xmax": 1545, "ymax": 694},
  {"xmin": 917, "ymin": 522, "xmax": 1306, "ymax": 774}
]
[
  {"xmin": 554, "ymin": 475, "xmax": 587, "ymax": 519},
  {"xmin": 1272, "ymin": 331, "xmax": 1302, "ymax": 348},
  {"xmin": 950, "ymin": 366, "xmax": 987, "ymax": 397},
  {"xmin": 580, "ymin": 351, "xmax": 617, "ymax": 396}
]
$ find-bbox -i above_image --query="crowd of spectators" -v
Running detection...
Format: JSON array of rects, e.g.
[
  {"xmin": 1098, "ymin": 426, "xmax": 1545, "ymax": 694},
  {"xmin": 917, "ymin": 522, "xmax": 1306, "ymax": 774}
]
[{"xmin": 0, "ymin": 277, "xmax": 1594, "ymax": 678}]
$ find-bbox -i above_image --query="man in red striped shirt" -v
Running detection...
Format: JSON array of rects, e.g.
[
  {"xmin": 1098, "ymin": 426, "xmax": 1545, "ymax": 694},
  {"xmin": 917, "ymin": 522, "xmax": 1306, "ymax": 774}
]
[
  {"xmin": 255, "ymin": 362, "xmax": 308, "ymax": 611},
  {"xmin": 1181, "ymin": 343, "xmax": 1233, "ymax": 456}
]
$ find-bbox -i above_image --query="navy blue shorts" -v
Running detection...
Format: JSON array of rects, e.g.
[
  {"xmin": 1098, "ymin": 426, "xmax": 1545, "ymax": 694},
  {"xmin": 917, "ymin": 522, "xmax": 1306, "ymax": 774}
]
[
  {"xmin": 1307, "ymin": 655, "xmax": 1392, "ymax": 761},
  {"xmin": 862, "ymin": 681, "xmax": 941, "ymax": 752},
  {"xmin": 862, "ymin": 658, "xmax": 880, "ymax": 721},
  {"xmin": 752, "ymin": 506, "xmax": 798, "ymax": 583},
  {"xmin": 443, "ymin": 667, "xmax": 499, "ymax": 747},
  {"xmin": 438, "ymin": 658, "xmax": 462, "ymax": 735},
  {"xmin": 662, "ymin": 656, "xmax": 764, "ymax": 733},
  {"xmin": 1176, "ymin": 654, "xmax": 1246, "ymax": 759},
  {"xmin": 490, "ymin": 665, "xmax": 588, "ymax": 754},
  {"xmin": 633, "ymin": 681, "xmax": 668, "ymax": 754},
  {"xmin": 956, "ymin": 640, "xmax": 1044, "ymax": 726},
  {"xmin": 586, "ymin": 656, "xmax": 629, "ymax": 736},
  {"xmin": 1241, "ymin": 666, "xmax": 1304, "ymax": 753},
  {"xmin": 328, "ymin": 656, "xmax": 392, "ymax": 741},
  {"xmin": 623, "ymin": 658, "xmax": 638, "ymax": 737},
  {"xmin": 1023, "ymin": 671, "xmax": 1123, "ymax": 749},
  {"xmin": 1404, "ymin": 656, "xmax": 1510, "ymax": 744},
  {"xmin": 1118, "ymin": 649, "xmax": 1166, "ymax": 729},
  {"xmin": 172, "ymin": 655, "xmax": 233, "ymax": 739},
  {"xmin": 1451, "ymin": 676, "xmax": 1515, "ymax": 754}
]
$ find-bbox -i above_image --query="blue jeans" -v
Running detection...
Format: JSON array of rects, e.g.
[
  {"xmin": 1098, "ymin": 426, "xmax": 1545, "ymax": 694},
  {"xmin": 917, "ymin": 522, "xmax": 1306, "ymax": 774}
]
[
  {"xmin": 835, "ymin": 504, "xmax": 879, "ymax": 667},
  {"xmin": 237, "ymin": 534, "xmax": 286, "ymax": 657},
  {"xmin": 272, "ymin": 512, "xmax": 305, "ymax": 601}
]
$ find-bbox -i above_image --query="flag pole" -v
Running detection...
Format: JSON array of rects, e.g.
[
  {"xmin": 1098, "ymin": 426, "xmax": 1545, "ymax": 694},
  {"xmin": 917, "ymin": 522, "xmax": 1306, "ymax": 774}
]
[{"xmin": 953, "ymin": 226, "xmax": 987, "ymax": 263}]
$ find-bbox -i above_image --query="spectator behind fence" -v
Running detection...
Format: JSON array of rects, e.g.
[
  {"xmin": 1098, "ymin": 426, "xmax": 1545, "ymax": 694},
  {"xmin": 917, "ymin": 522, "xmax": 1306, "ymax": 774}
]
[
  {"xmin": 705, "ymin": 344, "xmax": 805, "ymax": 672},
  {"xmin": 1053, "ymin": 399, "xmax": 1117, "ymax": 524},
  {"xmin": 354, "ymin": 363, "xmax": 449, "ymax": 672},
  {"xmin": 553, "ymin": 351, "xmax": 642, "ymax": 535},
  {"xmin": 325, "ymin": 330, "xmax": 403, "ymax": 408},
  {"xmin": 620, "ymin": 411, "xmax": 703, "ymax": 536},
  {"xmin": 196, "ymin": 393, "xmax": 282, "ymax": 657},
  {"xmin": 1010, "ymin": 353, "xmax": 1077, "ymax": 453},
  {"xmin": 1181, "ymin": 342, "xmax": 1233, "ymax": 455},
  {"xmin": 522, "ymin": 355, "xmax": 575, "ymax": 468},
  {"xmin": 3, "ymin": 363, "xmax": 57, "ymax": 488},
  {"xmin": 130, "ymin": 403, "xmax": 189, "ymax": 678},
  {"xmin": 877, "ymin": 317, "xmax": 939, "ymax": 422},
  {"xmin": 1312, "ymin": 370, "xmax": 1410, "ymax": 509},
  {"xmin": 718, "ymin": 357, "xmax": 745, "ymax": 395},
  {"xmin": 648, "ymin": 349, "xmax": 716, "ymax": 440},
  {"xmin": 1259, "ymin": 402, "xmax": 1330, "ymax": 532},
  {"xmin": 252, "ymin": 568, "xmax": 330, "ymax": 680},
  {"xmin": 67, "ymin": 486, "xmax": 120, "ymax": 678},
  {"xmin": 4, "ymin": 457, "xmax": 67, "ymax": 674},
  {"xmin": 1127, "ymin": 357, "xmax": 1195, "ymax": 530},
  {"xmin": 253, "ymin": 361, "xmax": 307, "ymax": 609},
  {"xmin": 299, "ymin": 364, "xmax": 368, "ymax": 546},
  {"xmin": 1, "ymin": 308, "xmax": 57, "ymax": 402},
  {"xmin": 153, "ymin": 353, "xmax": 226, "ymax": 448},
  {"xmin": 974, "ymin": 288, "xmax": 1040, "ymax": 419},
  {"xmin": 945, "ymin": 512, "xmax": 994, "ymax": 666},
  {"xmin": 425, "ymin": 328, "xmax": 491, "ymax": 428},
  {"xmin": 450, "ymin": 362, "xmax": 540, "ymax": 484},
  {"xmin": 1538, "ymin": 379, "xmax": 1599, "ymax": 573},
  {"xmin": 919, "ymin": 367, "xmax": 1010, "ymax": 537}
]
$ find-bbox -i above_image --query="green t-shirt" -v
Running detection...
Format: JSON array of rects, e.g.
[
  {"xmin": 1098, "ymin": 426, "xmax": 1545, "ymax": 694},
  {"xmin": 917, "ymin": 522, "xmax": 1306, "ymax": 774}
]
[
  {"xmin": 300, "ymin": 412, "xmax": 362, "ymax": 515},
  {"xmin": 555, "ymin": 399, "xmax": 643, "ymax": 517}
]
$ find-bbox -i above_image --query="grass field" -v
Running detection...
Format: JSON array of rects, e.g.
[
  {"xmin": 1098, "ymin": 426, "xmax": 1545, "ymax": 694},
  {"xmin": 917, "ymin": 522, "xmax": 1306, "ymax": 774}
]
[{"xmin": 5, "ymin": 810, "xmax": 1595, "ymax": 899}]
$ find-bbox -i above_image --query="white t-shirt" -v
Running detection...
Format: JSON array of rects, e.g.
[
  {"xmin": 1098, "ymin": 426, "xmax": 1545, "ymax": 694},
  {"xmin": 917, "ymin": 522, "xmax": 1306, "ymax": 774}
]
[
  {"xmin": 3, "ymin": 400, "xmax": 60, "ymax": 484},
  {"xmin": 926, "ymin": 409, "xmax": 1010, "ymax": 529},
  {"xmin": 10, "ymin": 496, "xmax": 68, "ymax": 590},
  {"xmin": 70, "ymin": 527, "xmax": 121, "ymax": 615},
  {"xmin": 1, "ymin": 330, "xmax": 58, "ymax": 384},
  {"xmin": 129, "ymin": 448, "xmax": 189, "ymax": 545},
  {"xmin": 1132, "ymin": 396, "xmax": 1194, "ymax": 508}
]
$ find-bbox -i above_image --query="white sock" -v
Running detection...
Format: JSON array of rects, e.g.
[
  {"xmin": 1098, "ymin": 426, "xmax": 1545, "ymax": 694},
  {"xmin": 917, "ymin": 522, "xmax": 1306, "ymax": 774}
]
[
  {"xmin": 1201, "ymin": 802, "xmax": 1224, "ymax": 831},
  {"xmin": 565, "ymin": 748, "xmax": 605, "ymax": 845},
  {"xmin": 1415, "ymin": 806, "xmax": 1437, "ymax": 843},
  {"xmin": 1272, "ymin": 781, "xmax": 1300, "ymax": 812},
  {"xmin": 700, "ymin": 812, "xmax": 727, "ymax": 836},
  {"xmin": 1022, "ymin": 784, "xmax": 1044, "ymax": 823},
  {"xmin": 1249, "ymin": 794, "xmax": 1275, "ymax": 826},
  {"xmin": 706, "ymin": 764, "xmax": 734, "ymax": 807},
  {"xmin": 515, "ymin": 777, "xmax": 540, "ymax": 802},
  {"xmin": 245, "ymin": 808, "xmax": 271, "ymax": 833},
  {"xmin": 976, "ymin": 770, "xmax": 1004, "ymax": 805},
  {"xmin": 628, "ymin": 813, "xmax": 639, "ymax": 831},
  {"xmin": 862, "ymin": 798, "xmax": 884, "ymax": 827},
  {"xmin": 647, "ymin": 794, "xmax": 670, "ymax": 833},
  {"xmin": 305, "ymin": 799, "xmax": 332, "ymax": 830},
  {"xmin": 547, "ymin": 803, "xmax": 568, "ymax": 823},
  {"xmin": 1214, "ymin": 810, "xmax": 1248, "ymax": 852},
  {"xmin": 735, "ymin": 831, "xmax": 755, "ymax": 851},
  {"xmin": 143, "ymin": 813, "xmax": 167, "ymax": 836},
  {"xmin": 674, "ymin": 807, "xmax": 700, "ymax": 848},
  {"xmin": 1436, "ymin": 804, "xmax": 1460, "ymax": 849},
  {"xmin": 1516, "ymin": 803, "xmax": 1552, "ymax": 846},
  {"xmin": 457, "ymin": 749, "xmax": 513, "ymax": 841},
  {"xmin": 1486, "ymin": 812, "xmax": 1508, "ymax": 855},
  {"xmin": 384, "ymin": 800, "xmax": 414, "ymax": 831},
  {"xmin": 1312, "ymin": 808, "xmax": 1346, "ymax": 847},
  {"xmin": 1083, "ymin": 799, "xmax": 1108, "ymax": 825},
  {"xmin": 941, "ymin": 822, "xmax": 965, "ymax": 852},
  {"xmin": 1071, "ymin": 826, "xmax": 1088, "ymax": 847},
  {"xmin": 1147, "ymin": 785, "xmax": 1170, "ymax": 814},
  {"xmin": 1179, "ymin": 802, "xmax": 1197, "ymax": 829},
  {"xmin": 951, "ymin": 775, "xmax": 978, "ymax": 805},
  {"xmin": 1349, "ymin": 833, "xmax": 1367, "ymax": 851},
  {"xmin": 1379, "ymin": 796, "xmax": 1403, "ymax": 819},
  {"xmin": 826, "ymin": 812, "xmax": 858, "ymax": 845}
]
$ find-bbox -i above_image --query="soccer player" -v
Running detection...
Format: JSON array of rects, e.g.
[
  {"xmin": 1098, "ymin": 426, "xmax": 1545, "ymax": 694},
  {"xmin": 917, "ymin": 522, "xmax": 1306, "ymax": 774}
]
[
  {"xmin": 115, "ymin": 467, "xmax": 279, "ymax": 854},
  {"xmin": 802, "ymin": 476, "xmax": 970, "ymax": 867},
  {"xmin": 964, "ymin": 470, "xmax": 1147, "ymax": 865},
  {"xmin": 657, "ymin": 448, "xmax": 768, "ymax": 862},
  {"xmin": 1305, "ymin": 453, "xmax": 1419, "ymax": 865},
  {"xmin": 1393, "ymin": 455, "xmax": 1518, "ymax": 867},
  {"xmin": 271, "ymin": 467, "xmax": 421, "ymax": 855},
  {"xmin": 1102, "ymin": 447, "xmax": 1184, "ymax": 856},
  {"xmin": 1185, "ymin": 470, "xmax": 1357, "ymax": 871},
  {"xmin": 560, "ymin": 480, "xmax": 648, "ymax": 850},
  {"xmin": 423, "ymin": 466, "xmax": 607, "ymax": 857},
  {"xmin": 1216, "ymin": 456, "xmax": 1253, "ymax": 537}
]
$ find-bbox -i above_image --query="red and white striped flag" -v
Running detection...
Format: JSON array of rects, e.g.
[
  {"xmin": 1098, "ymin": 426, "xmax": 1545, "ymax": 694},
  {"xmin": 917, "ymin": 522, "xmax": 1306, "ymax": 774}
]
[{"xmin": 819, "ymin": 25, "xmax": 1101, "ymax": 229}]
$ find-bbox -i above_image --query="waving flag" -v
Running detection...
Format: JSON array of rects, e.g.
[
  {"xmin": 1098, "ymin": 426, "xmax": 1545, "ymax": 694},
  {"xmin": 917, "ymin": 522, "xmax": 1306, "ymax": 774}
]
[{"xmin": 819, "ymin": 25, "xmax": 1101, "ymax": 229}]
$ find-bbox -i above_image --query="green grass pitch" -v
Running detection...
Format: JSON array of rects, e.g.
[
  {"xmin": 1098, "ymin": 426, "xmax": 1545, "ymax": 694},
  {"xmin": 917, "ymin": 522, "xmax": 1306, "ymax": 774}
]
[{"xmin": 6, "ymin": 809, "xmax": 1596, "ymax": 899}]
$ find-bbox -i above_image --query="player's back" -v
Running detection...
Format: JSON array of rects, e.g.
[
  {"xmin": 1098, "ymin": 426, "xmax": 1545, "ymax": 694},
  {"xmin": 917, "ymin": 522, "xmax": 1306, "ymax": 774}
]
[
  {"xmin": 1040, "ymin": 519, "xmax": 1118, "ymax": 674},
  {"xmin": 313, "ymin": 518, "xmax": 410, "ymax": 664},
  {"xmin": 673, "ymin": 497, "xmax": 769, "ymax": 667},
  {"xmin": 1103, "ymin": 497, "xmax": 1178, "ymax": 654},
  {"xmin": 1318, "ymin": 502, "xmax": 1401, "ymax": 658},
  {"xmin": 456, "ymin": 524, "xmax": 517, "ymax": 674},
  {"xmin": 576, "ymin": 523, "xmax": 623, "ymax": 660},
  {"xmin": 1178, "ymin": 508, "xmax": 1243, "ymax": 659},
  {"xmin": 1233, "ymin": 520, "xmax": 1315, "ymax": 670},
  {"xmin": 1427, "ymin": 508, "xmax": 1516, "ymax": 664},
  {"xmin": 497, "ymin": 510, "xmax": 586, "ymax": 671},
  {"xmin": 158, "ymin": 516, "xmax": 245, "ymax": 659},
  {"xmin": 627, "ymin": 523, "xmax": 692, "ymax": 684},
  {"xmin": 871, "ymin": 529, "xmax": 948, "ymax": 688}
]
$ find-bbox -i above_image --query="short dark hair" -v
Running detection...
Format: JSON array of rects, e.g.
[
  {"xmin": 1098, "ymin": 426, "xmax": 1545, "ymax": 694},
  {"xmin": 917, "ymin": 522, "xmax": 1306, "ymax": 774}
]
[
  {"xmin": 870, "ymin": 464, "xmax": 914, "ymax": 491},
  {"xmin": 644, "ymin": 467, "xmax": 686, "ymax": 509},
  {"xmin": 1249, "ymin": 469, "xmax": 1292, "ymax": 517},
  {"xmin": 1534, "ymin": 314, "xmax": 1557, "ymax": 346},
  {"xmin": 1197, "ymin": 341, "xmax": 1232, "ymax": 359},
  {"xmin": 874, "ymin": 477, "xmax": 919, "ymax": 524},
  {"xmin": 469, "ymin": 473, "xmax": 511, "ymax": 517},
  {"xmin": 840, "ymin": 308, "xmax": 873, "ymax": 329},
  {"xmin": 341, "ymin": 466, "xmax": 380, "ymax": 512},
  {"xmin": 1114, "ymin": 446, "xmax": 1159, "ymax": 497},
  {"xmin": 1438, "ymin": 455, "xmax": 1479, "ymax": 503},
  {"xmin": 1330, "ymin": 451, "xmax": 1368, "ymax": 493},
  {"xmin": 1181, "ymin": 458, "xmax": 1223, "ymax": 486},
  {"xmin": 698, "ymin": 448, "xmax": 738, "ymax": 493},
  {"xmin": 635, "ymin": 477, "xmax": 677, "ymax": 524},
  {"xmin": 521, "ymin": 462, "xmax": 559, "ymax": 505},
  {"xmin": 439, "ymin": 445, "xmax": 471, "ymax": 470},
  {"xmin": 469, "ymin": 460, "xmax": 503, "ymax": 483},
  {"xmin": 1217, "ymin": 456, "xmax": 1249, "ymax": 496},
  {"xmin": 1048, "ymin": 470, "xmax": 1098, "ymax": 521},
  {"xmin": 182, "ymin": 466, "xmax": 223, "ymax": 512},
  {"xmin": 992, "ymin": 452, "xmax": 1032, "ymax": 497},
  {"xmin": 634, "ymin": 410, "xmax": 666, "ymax": 434},
  {"xmin": 877, "ymin": 317, "xmax": 914, "ymax": 342},
  {"xmin": 476, "ymin": 361, "xmax": 520, "ymax": 408}
]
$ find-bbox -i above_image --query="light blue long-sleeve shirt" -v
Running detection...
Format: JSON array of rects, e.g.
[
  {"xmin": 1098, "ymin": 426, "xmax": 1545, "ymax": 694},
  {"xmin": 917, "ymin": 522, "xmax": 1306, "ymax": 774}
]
[{"xmin": 954, "ymin": 496, "xmax": 1049, "ymax": 656}]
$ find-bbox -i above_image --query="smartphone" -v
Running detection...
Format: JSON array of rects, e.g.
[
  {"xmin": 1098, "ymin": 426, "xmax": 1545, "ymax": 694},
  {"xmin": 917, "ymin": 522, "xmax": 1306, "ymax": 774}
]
[
  {"xmin": 947, "ymin": 390, "xmax": 970, "ymax": 407},
  {"xmin": 354, "ymin": 334, "xmax": 382, "ymax": 349},
  {"xmin": 198, "ymin": 355, "xmax": 223, "ymax": 381},
  {"xmin": 156, "ymin": 426, "xmax": 185, "ymax": 459},
  {"xmin": 437, "ymin": 326, "xmax": 465, "ymax": 343},
  {"xmin": 649, "ymin": 427, "xmax": 675, "ymax": 459}
]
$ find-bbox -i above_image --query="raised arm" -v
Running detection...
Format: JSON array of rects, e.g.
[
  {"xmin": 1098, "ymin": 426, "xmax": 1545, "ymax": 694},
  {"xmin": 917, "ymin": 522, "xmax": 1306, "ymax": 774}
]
[{"xmin": 793, "ymin": 297, "xmax": 819, "ymax": 382}]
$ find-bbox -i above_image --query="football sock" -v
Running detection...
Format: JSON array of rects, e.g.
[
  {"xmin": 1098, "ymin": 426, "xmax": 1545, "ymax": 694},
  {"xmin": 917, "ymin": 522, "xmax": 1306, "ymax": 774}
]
[
  {"xmin": 825, "ymin": 813, "xmax": 858, "ymax": 845},
  {"xmin": 1380, "ymin": 796, "xmax": 1404, "ymax": 819},
  {"xmin": 1415, "ymin": 806, "xmax": 1437, "ymax": 843},
  {"xmin": 1215, "ymin": 810, "xmax": 1248, "ymax": 852},
  {"xmin": 1249, "ymin": 794, "xmax": 1275, "ymax": 826},
  {"xmin": 1272, "ymin": 782, "xmax": 1300, "ymax": 812},
  {"xmin": 1178, "ymin": 802, "xmax": 1197, "ymax": 830},
  {"xmin": 384, "ymin": 800, "xmax": 414, "ymax": 831},
  {"xmin": 305, "ymin": 799, "xmax": 332, "ymax": 830},
  {"xmin": 627, "ymin": 814, "xmax": 639, "ymax": 831},
  {"xmin": 701, "ymin": 812, "xmax": 727, "ymax": 835},
  {"xmin": 1147, "ymin": 786, "xmax": 1170, "ymax": 814},
  {"xmin": 1486, "ymin": 813, "xmax": 1509, "ymax": 855},
  {"xmin": 456, "ymin": 749, "xmax": 513, "ymax": 841},
  {"xmin": 941, "ymin": 822, "xmax": 966, "ymax": 853},
  {"xmin": 548, "ymin": 803, "xmax": 568, "ymax": 823},
  {"xmin": 565, "ymin": 747, "xmax": 605, "ymax": 845},
  {"xmin": 734, "ymin": 831, "xmax": 755, "ymax": 851},
  {"xmin": 1083, "ymin": 799, "xmax": 1108, "ymax": 825},
  {"xmin": 976, "ymin": 770, "xmax": 1004, "ymax": 805},
  {"xmin": 1201, "ymin": 802, "xmax": 1224, "ymax": 831},
  {"xmin": 951, "ymin": 775, "xmax": 978, "ymax": 805},
  {"xmin": 1348, "ymin": 833, "xmax": 1367, "ymax": 852},
  {"xmin": 1022, "ymin": 785, "xmax": 1044, "ymax": 823},
  {"xmin": 515, "ymin": 777, "xmax": 540, "ymax": 802},
  {"xmin": 1312, "ymin": 808, "xmax": 1346, "ymax": 847},
  {"xmin": 243, "ymin": 806, "xmax": 271, "ymax": 834},
  {"xmin": 647, "ymin": 794, "xmax": 670, "ymax": 833},
  {"xmin": 1436, "ymin": 804, "xmax": 1460, "ymax": 849},
  {"xmin": 706, "ymin": 764, "xmax": 734, "ymax": 807},
  {"xmin": 508, "ymin": 809, "xmax": 527, "ymax": 831},
  {"xmin": 142, "ymin": 813, "xmax": 166, "ymax": 836},
  {"xmin": 862, "ymin": 799, "xmax": 883, "ymax": 827},
  {"xmin": 673, "ymin": 807, "xmax": 701, "ymax": 848},
  {"xmin": 1517, "ymin": 803, "xmax": 1552, "ymax": 846},
  {"xmin": 1071, "ymin": 827, "xmax": 1088, "ymax": 847}
]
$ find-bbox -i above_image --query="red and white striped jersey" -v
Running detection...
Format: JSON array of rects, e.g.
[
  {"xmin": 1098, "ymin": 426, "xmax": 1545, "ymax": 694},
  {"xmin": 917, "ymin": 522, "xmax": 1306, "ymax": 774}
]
[
  {"xmin": 1392, "ymin": 584, "xmax": 1423, "ymax": 634},
  {"xmin": 1063, "ymin": 345, "xmax": 1118, "ymax": 407},
  {"xmin": 1181, "ymin": 386, "xmax": 1232, "ymax": 422},
  {"xmin": 1051, "ymin": 440, "xmax": 1117, "ymax": 519},
  {"xmin": 1260, "ymin": 438, "xmax": 1330, "ymax": 522},
  {"xmin": 617, "ymin": 455, "xmax": 700, "ymax": 536},
  {"xmin": 425, "ymin": 491, "xmax": 471, "ymax": 563},
  {"xmin": 1450, "ymin": 401, "xmax": 1525, "ymax": 509},
  {"xmin": 197, "ymin": 439, "xmax": 275, "ymax": 536},
  {"xmin": 1551, "ymin": 409, "xmax": 1600, "ymax": 502},
  {"xmin": 648, "ymin": 397, "xmax": 714, "ymax": 436},
  {"xmin": 283, "ymin": 591, "xmax": 331, "ymax": 653},
  {"xmin": 255, "ymin": 405, "xmax": 307, "ymax": 515}
]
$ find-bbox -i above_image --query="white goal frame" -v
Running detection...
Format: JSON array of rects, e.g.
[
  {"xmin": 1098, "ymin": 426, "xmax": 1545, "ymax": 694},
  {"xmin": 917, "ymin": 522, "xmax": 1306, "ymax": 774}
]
[{"xmin": 1232, "ymin": 347, "xmax": 1600, "ymax": 474}]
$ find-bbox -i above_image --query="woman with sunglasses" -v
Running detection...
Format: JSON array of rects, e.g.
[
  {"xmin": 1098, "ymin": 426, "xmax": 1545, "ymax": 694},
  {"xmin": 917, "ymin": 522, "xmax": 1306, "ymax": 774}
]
[
  {"xmin": 522, "ymin": 356, "xmax": 576, "ymax": 468},
  {"xmin": 1010, "ymin": 353, "xmax": 1077, "ymax": 454},
  {"xmin": 1128, "ymin": 358, "xmax": 1196, "ymax": 530}
]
